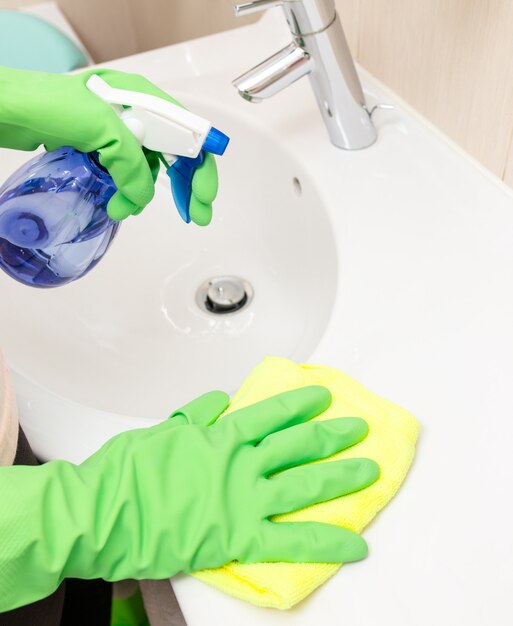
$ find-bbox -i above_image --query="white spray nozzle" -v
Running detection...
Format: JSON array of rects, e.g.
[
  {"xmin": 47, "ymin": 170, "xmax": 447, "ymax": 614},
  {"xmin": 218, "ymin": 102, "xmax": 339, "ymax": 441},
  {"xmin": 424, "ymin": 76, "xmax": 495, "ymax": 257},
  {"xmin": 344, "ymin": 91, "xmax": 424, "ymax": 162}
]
[{"xmin": 86, "ymin": 74, "xmax": 212, "ymax": 159}]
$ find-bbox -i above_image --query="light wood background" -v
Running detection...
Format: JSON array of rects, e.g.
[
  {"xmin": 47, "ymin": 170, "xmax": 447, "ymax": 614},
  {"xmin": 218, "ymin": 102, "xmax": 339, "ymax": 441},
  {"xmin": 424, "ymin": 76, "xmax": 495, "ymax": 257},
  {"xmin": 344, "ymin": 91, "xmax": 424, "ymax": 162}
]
[{"xmin": 3, "ymin": 0, "xmax": 513, "ymax": 187}]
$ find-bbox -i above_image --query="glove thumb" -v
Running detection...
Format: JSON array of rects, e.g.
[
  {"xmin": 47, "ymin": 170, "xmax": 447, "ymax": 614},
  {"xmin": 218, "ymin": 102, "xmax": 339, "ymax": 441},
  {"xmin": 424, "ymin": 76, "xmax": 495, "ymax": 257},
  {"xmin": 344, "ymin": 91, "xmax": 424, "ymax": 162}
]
[{"xmin": 169, "ymin": 390, "xmax": 230, "ymax": 427}]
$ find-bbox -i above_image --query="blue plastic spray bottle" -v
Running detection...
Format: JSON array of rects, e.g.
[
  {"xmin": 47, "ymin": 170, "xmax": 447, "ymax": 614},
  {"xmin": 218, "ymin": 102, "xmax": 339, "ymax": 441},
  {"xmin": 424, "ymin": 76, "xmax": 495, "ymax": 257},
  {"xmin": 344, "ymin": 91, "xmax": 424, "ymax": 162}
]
[{"xmin": 0, "ymin": 75, "xmax": 229, "ymax": 288}]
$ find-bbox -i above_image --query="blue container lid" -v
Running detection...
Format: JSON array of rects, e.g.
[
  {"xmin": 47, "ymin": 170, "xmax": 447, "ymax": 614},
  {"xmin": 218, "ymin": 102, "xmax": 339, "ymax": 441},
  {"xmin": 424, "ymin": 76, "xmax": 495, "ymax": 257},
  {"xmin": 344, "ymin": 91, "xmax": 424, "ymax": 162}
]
[{"xmin": 203, "ymin": 127, "xmax": 230, "ymax": 156}]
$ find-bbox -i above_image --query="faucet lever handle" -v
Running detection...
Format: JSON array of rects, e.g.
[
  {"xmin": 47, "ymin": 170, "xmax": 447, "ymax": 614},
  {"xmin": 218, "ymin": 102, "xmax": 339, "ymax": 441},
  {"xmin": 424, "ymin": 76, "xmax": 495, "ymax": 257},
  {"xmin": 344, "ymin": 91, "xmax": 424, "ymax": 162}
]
[{"xmin": 234, "ymin": 0, "xmax": 283, "ymax": 17}]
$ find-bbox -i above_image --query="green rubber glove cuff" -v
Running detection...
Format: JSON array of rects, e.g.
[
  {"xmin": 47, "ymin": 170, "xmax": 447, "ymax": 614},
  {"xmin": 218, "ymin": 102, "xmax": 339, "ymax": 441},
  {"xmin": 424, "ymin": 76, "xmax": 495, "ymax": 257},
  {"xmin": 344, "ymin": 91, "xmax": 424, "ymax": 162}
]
[{"xmin": 0, "ymin": 392, "xmax": 229, "ymax": 613}]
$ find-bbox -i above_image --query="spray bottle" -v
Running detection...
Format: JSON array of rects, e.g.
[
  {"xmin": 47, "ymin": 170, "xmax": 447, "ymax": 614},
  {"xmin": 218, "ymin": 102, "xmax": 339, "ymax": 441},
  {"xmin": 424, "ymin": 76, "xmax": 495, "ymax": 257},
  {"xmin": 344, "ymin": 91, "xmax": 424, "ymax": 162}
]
[{"xmin": 0, "ymin": 75, "xmax": 229, "ymax": 288}]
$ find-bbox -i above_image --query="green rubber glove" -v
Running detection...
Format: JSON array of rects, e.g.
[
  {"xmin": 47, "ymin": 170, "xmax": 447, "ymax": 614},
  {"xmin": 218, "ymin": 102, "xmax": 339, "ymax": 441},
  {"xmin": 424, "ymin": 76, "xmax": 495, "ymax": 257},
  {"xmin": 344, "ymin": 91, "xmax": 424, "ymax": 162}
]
[
  {"xmin": 0, "ymin": 66, "xmax": 218, "ymax": 224},
  {"xmin": 0, "ymin": 386, "xmax": 379, "ymax": 612}
]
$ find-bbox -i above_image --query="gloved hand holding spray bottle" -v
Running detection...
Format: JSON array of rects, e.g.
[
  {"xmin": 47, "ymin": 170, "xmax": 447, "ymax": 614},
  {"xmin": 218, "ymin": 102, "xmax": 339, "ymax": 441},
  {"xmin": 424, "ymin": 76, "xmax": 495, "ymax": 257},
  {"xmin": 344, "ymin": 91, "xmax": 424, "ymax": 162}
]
[{"xmin": 0, "ymin": 72, "xmax": 229, "ymax": 288}]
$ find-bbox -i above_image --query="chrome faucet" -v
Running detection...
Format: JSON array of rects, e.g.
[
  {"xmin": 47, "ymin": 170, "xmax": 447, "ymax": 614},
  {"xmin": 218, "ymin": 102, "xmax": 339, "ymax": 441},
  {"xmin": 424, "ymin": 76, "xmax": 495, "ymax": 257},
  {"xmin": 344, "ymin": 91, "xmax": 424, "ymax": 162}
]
[{"xmin": 232, "ymin": 0, "xmax": 377, "ymax": 150}]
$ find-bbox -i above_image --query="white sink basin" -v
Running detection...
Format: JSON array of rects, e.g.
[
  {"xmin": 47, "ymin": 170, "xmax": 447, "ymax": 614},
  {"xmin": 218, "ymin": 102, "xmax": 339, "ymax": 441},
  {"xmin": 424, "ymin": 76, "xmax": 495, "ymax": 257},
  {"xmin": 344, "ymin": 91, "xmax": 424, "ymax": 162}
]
[
  {"xmin": 0, "ymin": 96, "xmax": 337, "ymax": 427},
  {"xmin": 1, "ymin": 11, "xmax": 513, "ymax": 626}
]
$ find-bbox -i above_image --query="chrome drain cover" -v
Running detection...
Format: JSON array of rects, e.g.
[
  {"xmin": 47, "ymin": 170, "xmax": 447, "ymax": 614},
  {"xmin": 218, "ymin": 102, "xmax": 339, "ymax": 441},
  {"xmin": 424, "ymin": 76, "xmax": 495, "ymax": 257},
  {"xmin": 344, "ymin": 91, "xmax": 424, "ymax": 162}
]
[{"xmin": 196, "ymin": 276, "xmax": 254, "ymax": 314}]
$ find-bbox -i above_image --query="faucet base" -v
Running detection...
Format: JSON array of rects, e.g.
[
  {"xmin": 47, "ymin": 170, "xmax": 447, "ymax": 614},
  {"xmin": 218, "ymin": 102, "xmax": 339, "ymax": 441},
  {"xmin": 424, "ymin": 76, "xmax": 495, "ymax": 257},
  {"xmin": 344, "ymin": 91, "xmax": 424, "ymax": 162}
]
[{"xmin": 303, "ymin": 18, "xmax": 377, "ymax": 149}]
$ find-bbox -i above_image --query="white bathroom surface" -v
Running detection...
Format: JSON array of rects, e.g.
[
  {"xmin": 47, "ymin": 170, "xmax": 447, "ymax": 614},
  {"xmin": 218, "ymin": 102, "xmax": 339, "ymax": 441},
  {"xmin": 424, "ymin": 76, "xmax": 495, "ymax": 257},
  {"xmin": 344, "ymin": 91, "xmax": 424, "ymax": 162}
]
[{"xmin": 0, "ymin": 10, "xmax": 512, "ymax": 626}]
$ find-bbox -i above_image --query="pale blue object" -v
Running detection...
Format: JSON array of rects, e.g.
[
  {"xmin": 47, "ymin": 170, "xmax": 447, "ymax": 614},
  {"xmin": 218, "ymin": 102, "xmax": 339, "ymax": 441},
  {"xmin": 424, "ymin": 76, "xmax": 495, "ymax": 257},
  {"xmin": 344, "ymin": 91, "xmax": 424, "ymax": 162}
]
[{"xmin": 0, "ymin": 10, "xmax": 87, "ymax": 73}]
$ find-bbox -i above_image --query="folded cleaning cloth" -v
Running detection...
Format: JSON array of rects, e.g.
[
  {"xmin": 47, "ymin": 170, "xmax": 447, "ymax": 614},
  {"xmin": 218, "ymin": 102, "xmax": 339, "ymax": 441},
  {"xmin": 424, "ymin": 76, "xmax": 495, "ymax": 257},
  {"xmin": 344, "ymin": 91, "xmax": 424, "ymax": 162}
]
[{"xmin": 192, "ymin": 357, "xmax": 420, "ymax": 609}]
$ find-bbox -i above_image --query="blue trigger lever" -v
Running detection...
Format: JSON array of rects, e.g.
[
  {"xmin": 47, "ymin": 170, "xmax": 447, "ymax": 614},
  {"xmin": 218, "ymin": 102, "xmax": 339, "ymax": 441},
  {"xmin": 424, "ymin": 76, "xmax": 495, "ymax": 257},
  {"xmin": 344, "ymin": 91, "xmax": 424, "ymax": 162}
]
[
  {"xmin": 165, "ymin": 126, "xmax": 229, "ymax": 224},
  {"xmin": 167, "ymin": 153, "xmax": 205, "ymax": 224}
]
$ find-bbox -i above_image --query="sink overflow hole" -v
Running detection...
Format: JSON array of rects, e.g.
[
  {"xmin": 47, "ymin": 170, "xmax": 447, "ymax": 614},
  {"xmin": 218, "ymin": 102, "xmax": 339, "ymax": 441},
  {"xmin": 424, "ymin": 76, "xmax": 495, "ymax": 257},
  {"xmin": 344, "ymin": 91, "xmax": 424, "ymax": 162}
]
[{"xmin": 292, "ymin": 177, "xmax": 302, "ymax": 197}]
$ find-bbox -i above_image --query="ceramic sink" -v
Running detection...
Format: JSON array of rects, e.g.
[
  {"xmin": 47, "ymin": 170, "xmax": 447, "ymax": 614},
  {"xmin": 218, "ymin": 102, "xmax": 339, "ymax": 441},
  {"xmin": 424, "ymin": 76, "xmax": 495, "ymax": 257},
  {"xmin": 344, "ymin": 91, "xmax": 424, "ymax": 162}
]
[
  {"xmin": 1, "ymin": 10, "xmax": 512, "ymax": 626},
  {"xmin": 0, "ymin": 90, "xmax": 337, "ymax": 443}
]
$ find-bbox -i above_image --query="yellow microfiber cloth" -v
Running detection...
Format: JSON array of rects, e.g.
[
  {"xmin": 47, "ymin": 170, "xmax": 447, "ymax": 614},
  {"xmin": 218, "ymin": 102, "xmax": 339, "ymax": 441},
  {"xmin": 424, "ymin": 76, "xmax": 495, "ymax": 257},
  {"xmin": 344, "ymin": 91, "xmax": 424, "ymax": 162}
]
[{"xmin": 192, "ymin": 356, "xmax": 420, "ymax": 609}]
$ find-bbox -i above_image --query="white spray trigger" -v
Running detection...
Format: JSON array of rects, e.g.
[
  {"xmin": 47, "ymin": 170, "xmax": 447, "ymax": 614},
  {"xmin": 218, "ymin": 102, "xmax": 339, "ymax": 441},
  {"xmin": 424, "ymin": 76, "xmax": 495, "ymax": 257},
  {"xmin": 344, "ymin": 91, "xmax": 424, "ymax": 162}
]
[{"xmin": 86, "ymin": 74, "xmax": 212, "ymax": 159}]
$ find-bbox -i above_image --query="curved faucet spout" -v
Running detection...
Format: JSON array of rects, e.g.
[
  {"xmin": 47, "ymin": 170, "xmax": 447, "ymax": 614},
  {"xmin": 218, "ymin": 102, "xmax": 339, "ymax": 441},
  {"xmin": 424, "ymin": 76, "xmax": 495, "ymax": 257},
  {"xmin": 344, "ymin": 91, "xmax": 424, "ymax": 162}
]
[
  {"xmin": 233, "ymin": 43, "xmax": 313, "ymax": 103},
  {"xmin": 232, "ymin": 0, "xmax": 377, "ymax": 150}
]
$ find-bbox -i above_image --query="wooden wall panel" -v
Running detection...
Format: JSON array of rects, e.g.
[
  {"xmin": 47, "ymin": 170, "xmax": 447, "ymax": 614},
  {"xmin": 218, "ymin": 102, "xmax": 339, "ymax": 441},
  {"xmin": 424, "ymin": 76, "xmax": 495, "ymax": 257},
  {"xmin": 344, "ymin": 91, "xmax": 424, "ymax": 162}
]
[
  {"xmin": 348, "ymin": 0, "xmax": 513, "ymax": 183},
  {"xmin": 55, "ymin": 0, "xmax": 256, "ymax": 62},
  {"xmin": 1, "ymin": 0, "xmax": 40, "ymax": 7},
  {"xmin": 0, "ymin": 0, "xmax": 255, "ymax": 62},
  {"xmin": 58, "ymin": 0, "xmax": 138, "ymax": 62},
  {"xmin": 126, "ymin": 0, "xmax": 255, "ymax": 53}
]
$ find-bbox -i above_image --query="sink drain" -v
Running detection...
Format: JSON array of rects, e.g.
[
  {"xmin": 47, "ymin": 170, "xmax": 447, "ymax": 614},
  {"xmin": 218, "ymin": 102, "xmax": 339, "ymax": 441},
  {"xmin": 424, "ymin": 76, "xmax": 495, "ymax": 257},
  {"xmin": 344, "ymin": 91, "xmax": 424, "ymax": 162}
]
[{"xmin": 196, "ymin": 276, "xmax": 254, "ymax": 314}]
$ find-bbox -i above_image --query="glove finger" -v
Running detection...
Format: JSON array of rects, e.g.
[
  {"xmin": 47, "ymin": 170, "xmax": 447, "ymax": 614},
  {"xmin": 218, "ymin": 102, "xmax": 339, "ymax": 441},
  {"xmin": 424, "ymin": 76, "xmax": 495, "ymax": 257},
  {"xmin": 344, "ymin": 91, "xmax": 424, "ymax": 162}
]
[
  {"xmin": 169, "ymin": 390, "xmax": 230, "ymax": 427},
  {"xmin": 220, "ymin": 386, "xmax": 331, "ymax": 444},
  {"xmin": 94, "ymin": 69, "xmax": 185, "ymax": 108},
  {"xmin": 84, "ymin": 71, "xmax": 187, "ymax": 220},
  {"xmin": 98, "ymin": 130, "xmax": 155, "ymax": 221},
  {"xmin": 189, "ymin": 196, "xmax": 212, "ymax": 226},
  {"xmin": 129, "ymin": 152, "xmax": 161, "ymax": 216},
  {"xmin": 247, "ymin": 520, "xmax": 368, "ymax": 564},
  {"xmin": 266, "ymin": 458, "xmax": 380, "ymax": 515},
  {"xmin": 191, "ymin": 153, "xmax": 218, "ymax": 205},
  {"xmin": 106, "ymin": 190, "xmax": 139, "ymax": 221},
  {"xmin": 145, "ymin": 149, "xmax": 161, "ymax": 183},
  {"xmin": 257, "ymin": 417, "xmax": 369, "ymax": 475}
]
